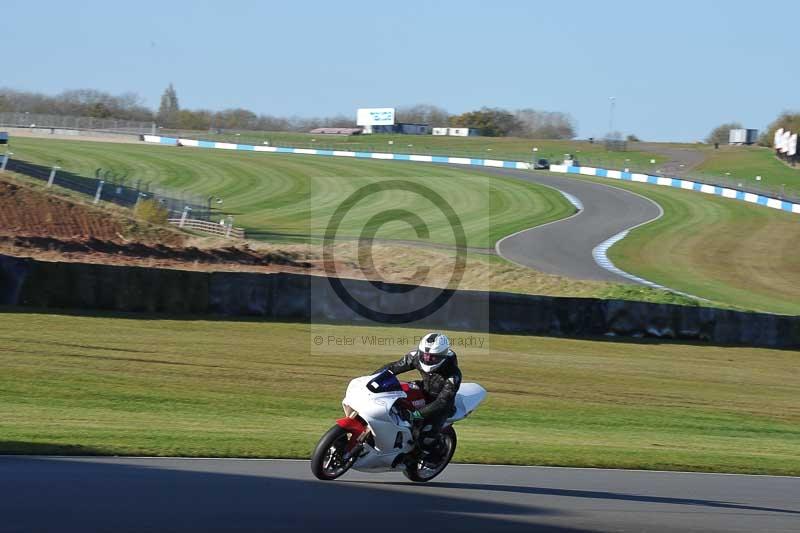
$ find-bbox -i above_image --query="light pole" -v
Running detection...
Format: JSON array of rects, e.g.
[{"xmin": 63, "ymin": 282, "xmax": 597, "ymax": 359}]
[{"xmin": 608, "ymin": 96, "xmax": 616, "ymax": 136}]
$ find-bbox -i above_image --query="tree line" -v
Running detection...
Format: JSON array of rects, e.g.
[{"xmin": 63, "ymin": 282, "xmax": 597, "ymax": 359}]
[
  {"xmin": 397, "ymin": 104, "xmax": 576, "ymax": 138},
  {"xmin": 706, "ymin": 112, "xmax": 800, "ymax": 147},
  {"xmin": 0, "ymin": 85, "xmax": 577, "ymax": 139},
  {"xmin": 0, "ymin": 88, "xmax": 153, "ymax": 122}
]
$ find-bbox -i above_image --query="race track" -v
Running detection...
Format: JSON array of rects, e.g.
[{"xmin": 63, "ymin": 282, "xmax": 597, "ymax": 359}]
[
  {"xmin": 483, "ymin": 168, "xmax": 662, "ymax": 283},
  {"xmin": 2, "ymin": 457, "xmax": 798, "ymax": 532}
]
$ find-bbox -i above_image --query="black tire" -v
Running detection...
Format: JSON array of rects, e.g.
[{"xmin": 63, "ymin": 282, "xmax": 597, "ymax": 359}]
[
  {"xmin": 403, "ymin": 425, "xmax": 457, "ymax": 483},
  {"xmin": 310, "ymin": 425, "xmax": 357, "ymax": 480}
]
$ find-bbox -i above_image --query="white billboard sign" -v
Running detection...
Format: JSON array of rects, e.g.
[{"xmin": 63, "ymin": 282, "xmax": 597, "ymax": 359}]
[
  {"xmin": 781, "ymin": 130, "xmax": 792, "ymax": 153},
  {"xmin": 774, "ymin": 128, "xmax": 784, "ymax": 149},
  {"xmin": 729, "ymin": 129, "xmax": 745, "ymax": 144},
  {"xmin": 356, "ymin": 108, "xmax": 396, "ymax": 126},
  {"xmin": 789, "ymin": 133, "xmax": 798, "ymax": 157}
]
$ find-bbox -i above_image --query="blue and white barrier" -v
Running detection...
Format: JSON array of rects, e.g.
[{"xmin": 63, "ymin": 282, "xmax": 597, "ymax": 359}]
[
  {"xmin": 143, "ymin": 135, "xmax": 531, "ymax": 169},
  {"xmin": 142, "ymin": 135, "xmax": 800, "ymax": 215},
  {"xmin": 548, "ymin": 164, "xmax": 800, "ymax": 215}
]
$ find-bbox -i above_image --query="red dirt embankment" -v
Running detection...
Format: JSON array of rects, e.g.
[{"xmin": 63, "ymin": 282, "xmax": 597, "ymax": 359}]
[
  {"xmin": 0, "ymin": 179, "xmax": 146, "ymax": 241},
  {"xmin": 0, "ymin": 177, "xmax": 313, "ymax": 273}
]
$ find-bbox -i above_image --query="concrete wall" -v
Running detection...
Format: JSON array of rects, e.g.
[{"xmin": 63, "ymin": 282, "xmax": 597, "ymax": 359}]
[{"xmin": 2, "ymin": 254, "xmax": 798, "ymax": 348}]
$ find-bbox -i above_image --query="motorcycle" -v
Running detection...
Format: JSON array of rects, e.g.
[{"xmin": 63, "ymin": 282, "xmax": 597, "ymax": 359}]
[{"xmin": 311, "ymin": 370, "xmax": 487, "ymax": 482}]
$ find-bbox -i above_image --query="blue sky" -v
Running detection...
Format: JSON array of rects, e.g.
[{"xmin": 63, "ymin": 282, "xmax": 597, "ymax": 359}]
[{"xmin": 2, "ymin": 0, "xmax": 798, "ymax": 141}]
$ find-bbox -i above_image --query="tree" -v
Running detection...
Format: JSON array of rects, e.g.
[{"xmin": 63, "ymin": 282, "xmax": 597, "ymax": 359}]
[
  {"xmin": 512, "ymin": 109, "xmax": 576, "ymax": 139},
  {"xmin": 396, "ymin": 104, "xmax": 450, "ymax": 126},
  {"xmin": 135, "ymin": 199, "xmax": 169, "ymax": 225},
  {"xmin": 626, "ymin": 134, "xmax": 641, "ymax": 142},
  {"xmin": 157, "ymin": 83, "xmax": 180, "ymax": 127},
  {"xmin": 705, "ymin": 122, "xmax": 742, "ymax": 145},
  {"xmin": 88, "ymin": 102, "xmax": 112, "ymax": 118},
  {"xmin": 176, "ymin": 109, "xmax": 212, "ymax": 130},
  {"xmin": 449, "ymin": 107, "xmax": 521, "ymax": 137},
  {"xmin": 0, "ymin": 87, "xmax": 153, "ymax": 121}
]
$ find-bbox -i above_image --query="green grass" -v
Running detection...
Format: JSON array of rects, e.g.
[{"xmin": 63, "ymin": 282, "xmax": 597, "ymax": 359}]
[
  {"xmin": 571, "ymin": 176, "xmax": 800, "ymax": 314},
  {"xmin": 8, "ymin": 137, "xmax": 573, "ymax": 248},
  {"xmin": 172, "ymin": 131, "xmax": 800, "ymax": 197},
  {"xmin": 8, "ymin": 136, "xmax": 800, "ymax": 313},
  {"xmin": 695, "ymin": 145, "xmax": 800, "ymax": 194},
  {"xmin": 161, "ymin": 129, "xmax": 669, "ymax": 170},
  {"xmin": 1, "ymin": 311, "xmax": 798, "ymax": 476}
]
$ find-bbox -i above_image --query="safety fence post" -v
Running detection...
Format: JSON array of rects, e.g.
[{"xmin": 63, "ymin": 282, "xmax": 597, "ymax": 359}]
[
  {"xmin": 93, "ymin": 180, "xmax": 105, "ymax": 204},
  {"xmin": 47, "ymin": 166, "xmax": 60, "ymax": 187}
]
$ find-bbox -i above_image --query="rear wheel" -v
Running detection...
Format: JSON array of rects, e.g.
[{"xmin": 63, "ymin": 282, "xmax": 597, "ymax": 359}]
[
  {"xmin": 310, "ymin": 425, "xmax": 357, "ymax": 480},
  {"xmin": 403, "ymin": 426, "xmax": 457, "ymax": 483}
]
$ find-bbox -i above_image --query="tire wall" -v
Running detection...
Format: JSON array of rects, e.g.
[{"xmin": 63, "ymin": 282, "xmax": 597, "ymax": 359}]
[{"xmin": 1, "ymin": 254, "xmax": 797, "ymax": 349}]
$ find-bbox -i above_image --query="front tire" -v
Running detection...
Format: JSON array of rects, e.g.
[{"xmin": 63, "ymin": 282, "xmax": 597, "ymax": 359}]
[
  {"xmin": 310, "ymin": 425, "xmax": 357, "ymax": 480},
  {"xmin": 403, "ymin": 426, "xmax": 457, "ymax": 483}
]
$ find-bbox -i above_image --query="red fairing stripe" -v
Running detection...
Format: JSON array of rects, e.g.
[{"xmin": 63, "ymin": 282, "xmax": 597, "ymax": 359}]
[{"xmin": 336, "ymin": 417, "xmax": 366, "ymax": 436}]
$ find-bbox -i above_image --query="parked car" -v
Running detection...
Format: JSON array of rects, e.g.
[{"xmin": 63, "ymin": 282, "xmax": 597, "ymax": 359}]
[
  {"xmin": 0, "ymin": 132, "xmax": 8, "ymax": 145},
  {"xmin": 534, "ymin": 158, "xmax": 550, "ymax": 169}
]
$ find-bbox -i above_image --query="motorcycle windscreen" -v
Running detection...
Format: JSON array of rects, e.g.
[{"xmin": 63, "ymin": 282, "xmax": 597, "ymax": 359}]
[{"xmin": 367, "ymin": 370, "xmax": 402, "ymax": 393}]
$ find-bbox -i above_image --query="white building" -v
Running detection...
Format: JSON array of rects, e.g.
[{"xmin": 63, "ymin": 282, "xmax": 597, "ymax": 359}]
[
  {"xmin": 728, "ymin": 128, "xmax": 758, "ymax": 145},
  {"xmin": 448, "ymin": 127, "xmax": 480, "ymax": 137}
]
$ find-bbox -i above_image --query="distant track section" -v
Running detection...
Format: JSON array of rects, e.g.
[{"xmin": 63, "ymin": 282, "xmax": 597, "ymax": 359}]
[
  {"xmin": 140, "ymin": 135, "xmax": 669, "ymax": 286},
  {"xmin": 142, "ymin": 134, "xmax": 800, "ymax": 215},
  {"xmin": 483, "ymin": 168, "xmax": 662, "ymax": 283}
]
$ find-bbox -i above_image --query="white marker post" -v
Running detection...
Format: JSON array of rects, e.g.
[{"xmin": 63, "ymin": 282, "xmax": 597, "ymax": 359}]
[
  {"xmin": 94, "ymin": 180, "xmax": 105, "ymax": 204},
  {"xmin": 225, "ymin": 216, "xmax": 233, "ymax": 237},
  {"xmin": 47, "ymin": 166, "xmax": 60, "ymax": 187},
  {"xmin": 179, "ymin": 206, "xmax": 191, "ymax": 228},
  {"xmin": 1, "ymin": 152, "xmax": 12, "ymax": 172}
]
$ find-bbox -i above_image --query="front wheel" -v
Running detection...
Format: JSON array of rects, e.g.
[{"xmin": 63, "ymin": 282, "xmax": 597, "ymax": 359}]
[
  {"xmin": 403, "ymin": 425, "xmax": 457, "ymax": 483},
  {"xmin": 310, "ymin": 425, "xmax": 357, "ymax": 480}
]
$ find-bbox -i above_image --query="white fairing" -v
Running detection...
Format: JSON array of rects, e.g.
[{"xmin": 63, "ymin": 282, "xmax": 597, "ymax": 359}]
[
  {"xmin": 341, "ymin": 374, "xmax": 486, "ymax": 473},
  {"xmin": 447, "ymin": 383, "xmax": 487, "ymax": 423}
]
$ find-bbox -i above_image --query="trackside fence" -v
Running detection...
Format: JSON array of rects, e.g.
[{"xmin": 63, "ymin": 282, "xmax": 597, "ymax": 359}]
[
  {"xmin": 168, "ymin": 218, "xmax": 245, "ymax": 239},
  {"xmin": 2, "ymin": 156, "xmax": 212, "ymax": 221},
  {"xmin": 0, "ymin": 112, "xmax": 152, "ymax": 135}
]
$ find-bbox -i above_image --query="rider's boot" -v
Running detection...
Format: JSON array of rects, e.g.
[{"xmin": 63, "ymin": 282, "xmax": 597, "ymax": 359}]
[{"xmin": 419, "ymin": 433, "xmax": 446, "ymax": 467}]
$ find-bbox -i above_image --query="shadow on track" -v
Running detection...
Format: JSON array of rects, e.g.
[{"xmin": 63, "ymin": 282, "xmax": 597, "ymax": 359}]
[
  {"xmin": 351, "ymin": 481, "xmax": 800, "ymax": 516},
  {"xmin": 0, "ymin": 456, "xmax": 591, "ymax": 533}
]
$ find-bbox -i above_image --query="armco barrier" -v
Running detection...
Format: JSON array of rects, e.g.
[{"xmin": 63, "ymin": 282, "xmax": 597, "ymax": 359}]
[
  {"xmin": 142, "ymin": 135, "xmax": 800, "ymax": 216},
  {"xmin": 1, "ymin": 254, "xmax": 797, "ymax": 348}
]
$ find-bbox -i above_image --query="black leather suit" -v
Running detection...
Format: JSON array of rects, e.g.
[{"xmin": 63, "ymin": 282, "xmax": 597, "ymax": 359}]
[{"xmin": 375, "ymin": 349, "xmax": 462, "ymax": 451}]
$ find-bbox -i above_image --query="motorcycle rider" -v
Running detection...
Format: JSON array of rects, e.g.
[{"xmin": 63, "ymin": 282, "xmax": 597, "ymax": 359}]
[{"xmin": 374, "ymin": 332, "xmax": 462, "ymax": 463}]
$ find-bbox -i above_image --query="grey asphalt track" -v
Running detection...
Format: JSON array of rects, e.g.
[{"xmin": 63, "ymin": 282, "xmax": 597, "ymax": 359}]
[
  {"xmin": 482, "ymin": 168, "xmax": 662, "ymax": 282},
  {"xmin": 1, "ymin": 457, "xmax": 797, "ymax": 532}
]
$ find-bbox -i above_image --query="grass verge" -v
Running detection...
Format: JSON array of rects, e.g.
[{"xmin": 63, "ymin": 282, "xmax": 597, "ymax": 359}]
[
  {"xmin": 576, "ymin": 178, "xmax": 800, "ymax": 315},
  {"xmin": 1, "ymin": 311, "xmax": 798, "ymax": 476},
  {"xmin": 696, "ymin": 145, "xmax": 800, "ymax": 191},
  {"xmin": 159, "ymin": 130, "xmax": 669, "ymax": 169},
  {"xmin": 7, "ymin": 137, "xmax": 573, "ymax": 248}
]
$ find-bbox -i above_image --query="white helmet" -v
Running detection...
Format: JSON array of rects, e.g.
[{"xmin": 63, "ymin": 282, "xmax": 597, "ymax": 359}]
[{"xmin": 417, "ymin": 332, "xmax": 452, "ymax": 372}]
